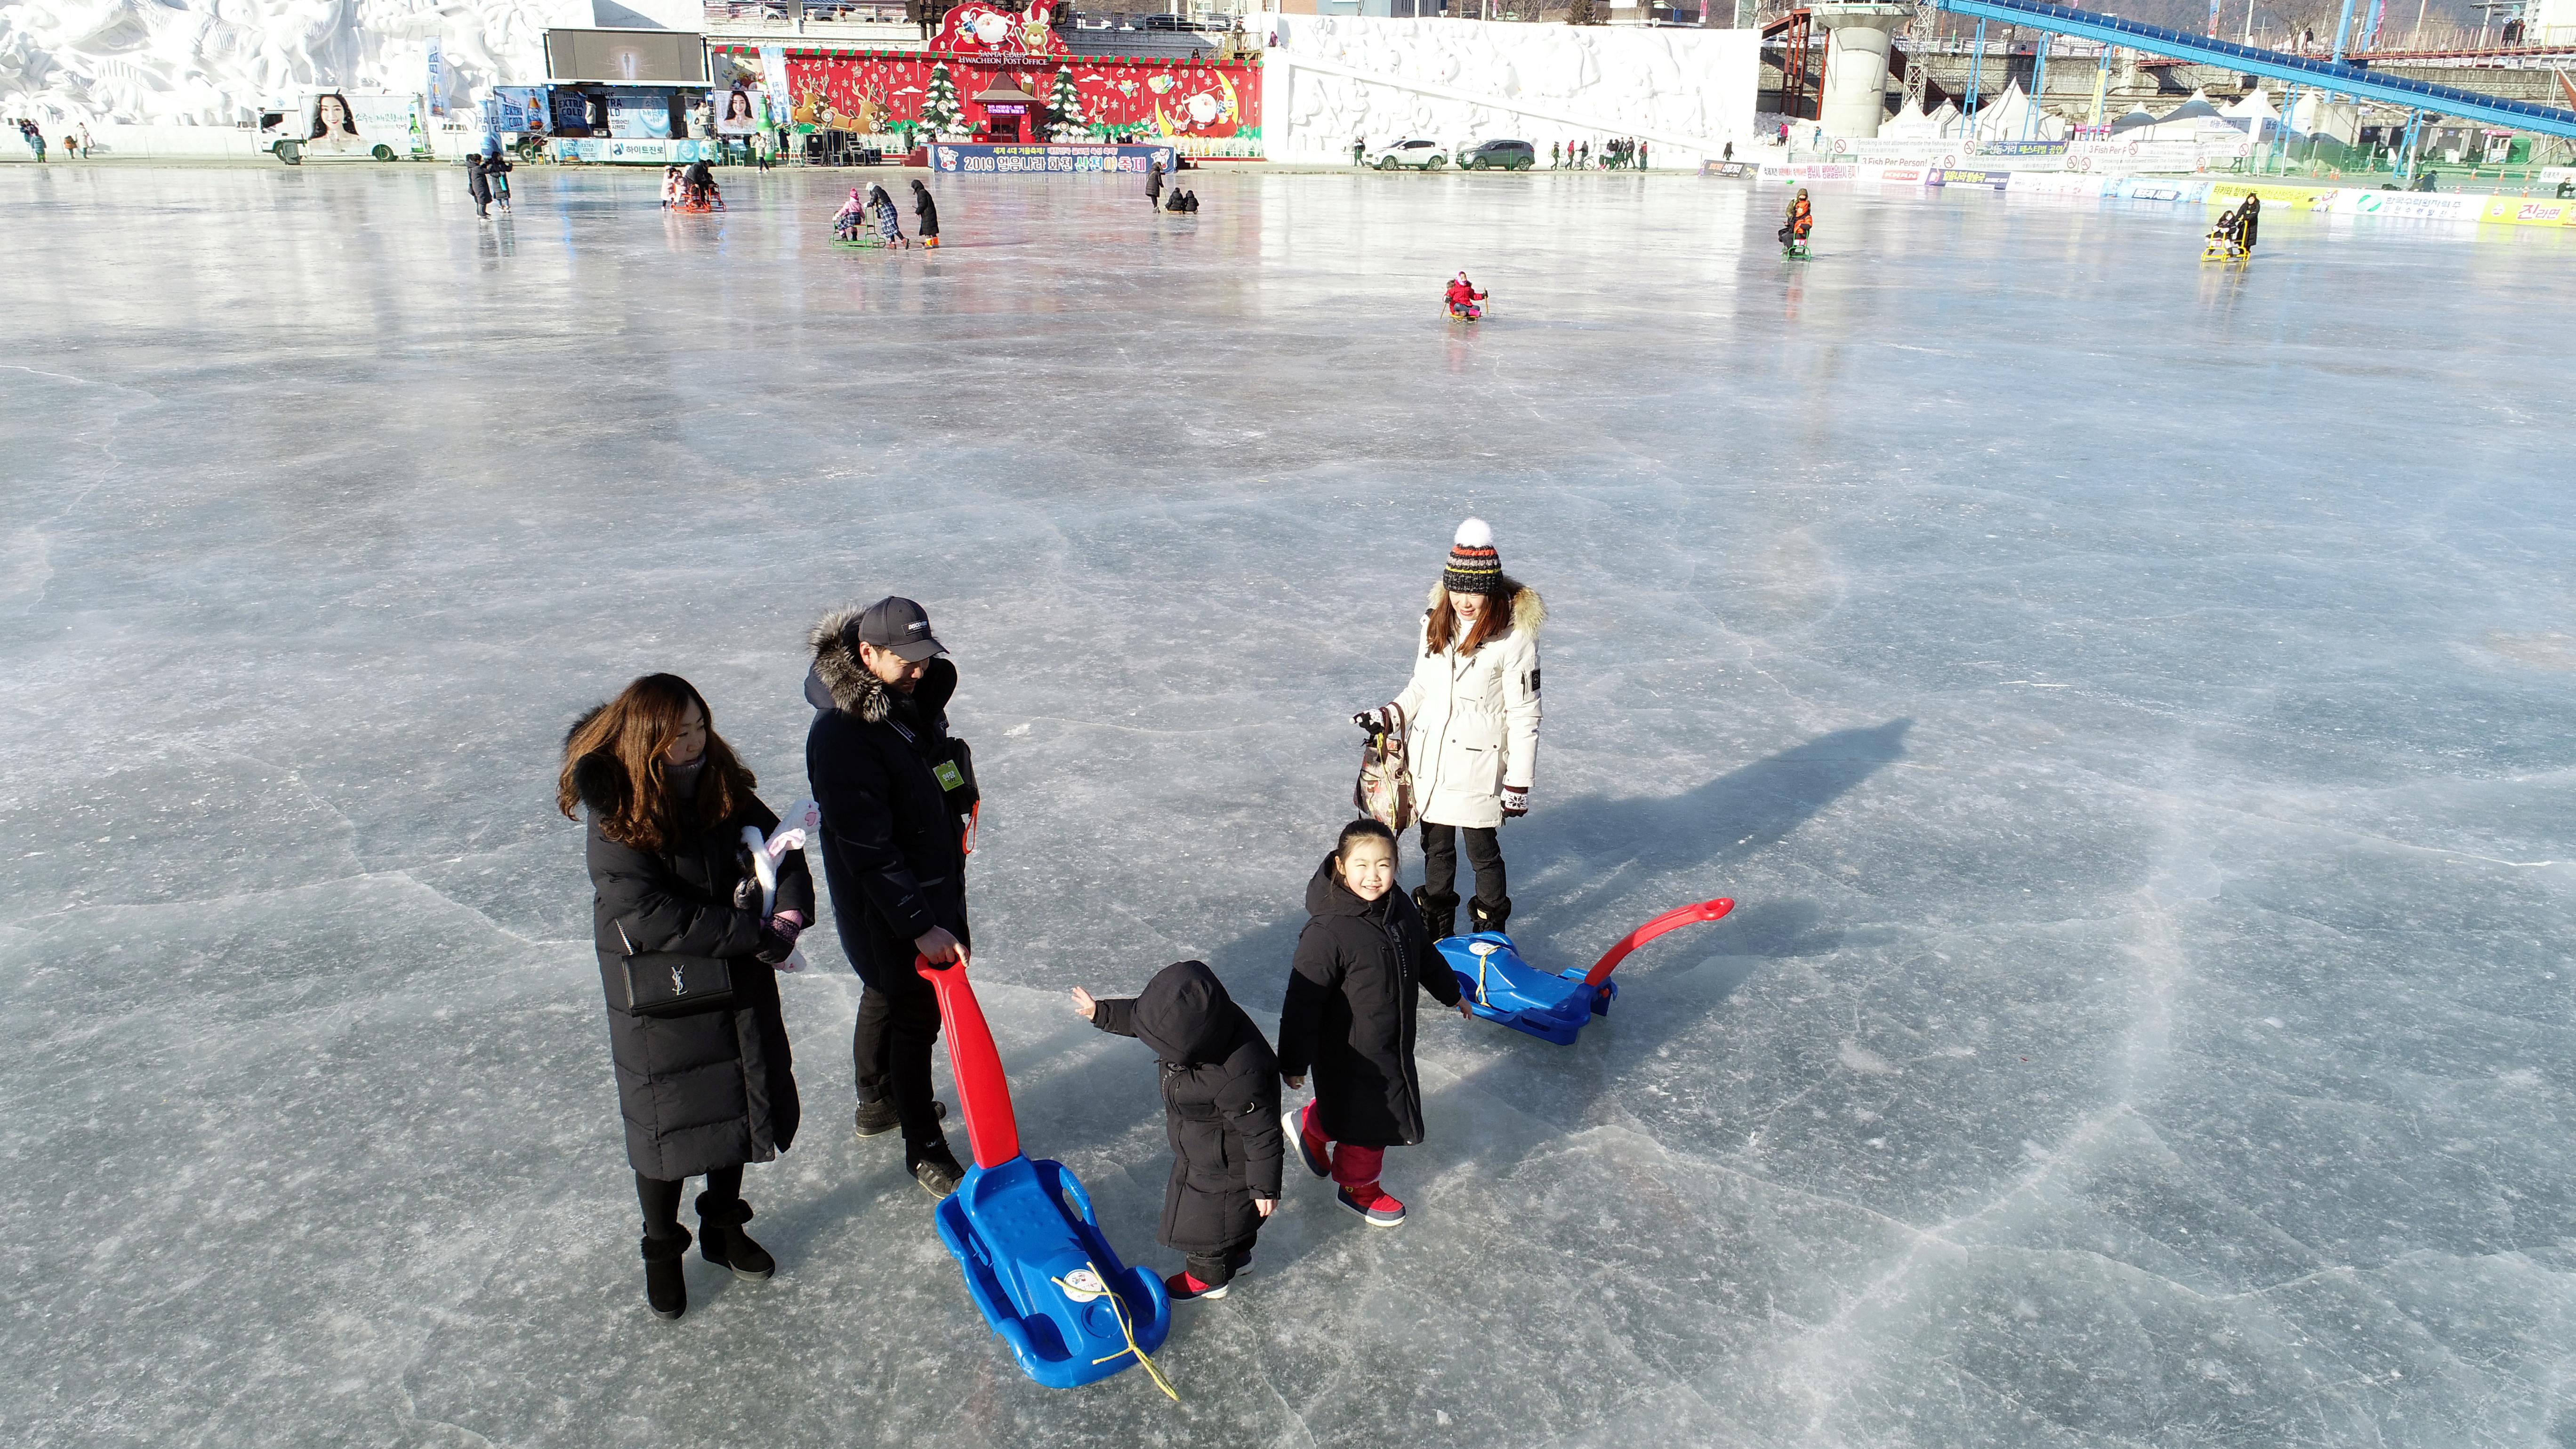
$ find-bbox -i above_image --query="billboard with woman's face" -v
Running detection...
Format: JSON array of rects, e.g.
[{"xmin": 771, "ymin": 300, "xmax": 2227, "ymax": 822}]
[
  {"xmin": 301, "ymin": 92, "xmax": 416, "ymax": 159},
  {"xmin": 306, "ymin": 92, "xmax": 365, "ymax": 153},
  {"xmin": 716, "ymin": 86, "xmax": 761, "ymax": 135}
]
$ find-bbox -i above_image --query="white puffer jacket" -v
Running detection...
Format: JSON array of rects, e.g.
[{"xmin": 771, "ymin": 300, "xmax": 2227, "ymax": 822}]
[{"xmin": 1389, "ymin": 583, "xmax": 1544, "ymax": 830}]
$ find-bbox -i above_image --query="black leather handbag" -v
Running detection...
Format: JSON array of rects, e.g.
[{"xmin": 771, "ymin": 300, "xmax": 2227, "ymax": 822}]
[{"xmin": 614, "ymin": 923, "xmax": 735, "ymax": 1017}]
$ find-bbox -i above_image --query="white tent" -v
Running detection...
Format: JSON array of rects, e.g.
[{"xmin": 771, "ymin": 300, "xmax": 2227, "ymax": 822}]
[
  {"xmin": 2125, "ymin": 88, "xmax": 2228, "ymax": 142},
  {"xmin": 2288, "ymin": 91, "xmax": 2362, "ymax": 146},
  {"xmin": 2221, "ymin": 84, "xmax": 2280, "ymax": 143},
  {"xmin": 1968, "ymin": 81, "xmax": 2066, "ymax": 142},
  {"xmin": 1881, "ymin": 98, "xmax": 1947, "ymax": 140}
]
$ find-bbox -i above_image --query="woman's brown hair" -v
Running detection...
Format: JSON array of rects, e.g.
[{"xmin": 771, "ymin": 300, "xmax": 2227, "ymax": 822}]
[
  {"xmin": 556, "ymin": 673, "xmax": 756, "ymax": 852},
  {"xmin": 1424, "ymin": 584, "xmax": 1512, "ymax": 658}
]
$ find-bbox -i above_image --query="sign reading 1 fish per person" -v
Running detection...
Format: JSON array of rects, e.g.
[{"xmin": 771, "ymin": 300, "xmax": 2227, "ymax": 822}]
[{"xmin": 931, "ymin": 143, "xmax": 1177, "ymax": 175}]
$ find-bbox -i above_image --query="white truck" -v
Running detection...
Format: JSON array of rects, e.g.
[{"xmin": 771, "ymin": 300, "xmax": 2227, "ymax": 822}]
[{"xmin": 258, "ymin": 91, "xmax": 429, "ymax": 164}]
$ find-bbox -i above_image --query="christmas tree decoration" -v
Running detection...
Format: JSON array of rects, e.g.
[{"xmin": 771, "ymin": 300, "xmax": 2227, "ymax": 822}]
[
  {"xmin": 921, "ymin": 60, "xmax": 966, "ymax": 139},
  {"xmin": 1046, "ymin": 67, "xmax": 1084, "ymax": 143}
]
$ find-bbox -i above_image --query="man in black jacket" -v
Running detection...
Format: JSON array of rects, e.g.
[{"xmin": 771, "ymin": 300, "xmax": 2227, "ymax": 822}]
[{"xmin": 805, "ymin": 597, "xmax": 974, "ymax": 1196}]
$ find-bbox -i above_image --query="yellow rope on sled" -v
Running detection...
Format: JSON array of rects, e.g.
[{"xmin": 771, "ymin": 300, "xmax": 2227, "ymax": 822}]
[{"xmin": 1050, "ymin": 1263, "xmax": 1180, "ymax": 1402}]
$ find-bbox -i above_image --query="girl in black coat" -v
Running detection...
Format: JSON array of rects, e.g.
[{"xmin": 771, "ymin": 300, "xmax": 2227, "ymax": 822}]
[
  {"xmin": 1071, "ymin": 960, "xmax": 1281, "ymax": 1302},
  {"xmin": 1276, "ymin": 819, "xmax": 1466, "ymax": 1229},
  {"xmin": 560, "ymin": 674, "xmax": 813, "ymax": 1321},
  {"xmin": 910, "ymin": 178, "xmax": 941, "ymax": 248}
]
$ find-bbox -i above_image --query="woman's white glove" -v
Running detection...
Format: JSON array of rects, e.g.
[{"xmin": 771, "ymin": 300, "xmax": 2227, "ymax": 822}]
[{"xmin": 1500, "ymin": 786, "xmax": 1529, "ymax": 819}]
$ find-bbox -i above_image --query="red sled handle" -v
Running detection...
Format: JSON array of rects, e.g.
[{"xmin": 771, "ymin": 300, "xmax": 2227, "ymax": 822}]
[
  {"xmin": 1581, "ymin": 899, "xmax": 1735, "ymax": 988},
  {"xmin": 914, "ymin": 953, "xmax": 1023, "ymax": 1169}
]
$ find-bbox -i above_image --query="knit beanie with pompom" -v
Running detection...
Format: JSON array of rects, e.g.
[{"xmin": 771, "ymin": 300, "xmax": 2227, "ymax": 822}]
[{"xmin": 1443, "ymin": 517, "xmax": 1504, "ymax": 596}]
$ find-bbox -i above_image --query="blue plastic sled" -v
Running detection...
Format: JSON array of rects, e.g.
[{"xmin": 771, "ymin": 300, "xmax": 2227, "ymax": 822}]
[
  {"xmin": 1440, "ymin": 899, "xmax": 1734, "ymax": 1046},
  {"xmin": 916, "ymin": 956, "xmax": 1173, "ymax": 1393}
]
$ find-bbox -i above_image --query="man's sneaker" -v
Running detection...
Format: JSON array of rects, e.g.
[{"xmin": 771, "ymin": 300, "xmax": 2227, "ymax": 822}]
[
  {"xmin": 1287, "ymin": 1110, "xmax": 1331, "ymax": 1179},
  {"xmin": 1336, "ymin": 1183, "xmax": 1406, "ymax": 1228},
  {"xmin": 912, "ymin": 1146, "xmax": 967, "ymax": 1199},
  {"xmin": 855, "ymin": 1099, "xmax": 948, "ymax": 1139},
  {"xmin": 1164, "ymin": 1271, "xmax": 1228, "ymax": 1302}
]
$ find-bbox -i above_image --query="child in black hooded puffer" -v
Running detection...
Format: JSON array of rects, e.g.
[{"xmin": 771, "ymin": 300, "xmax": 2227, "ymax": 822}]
[{"xmin": 1071, "ymin": 960, "xmax": 1282, "ymax": 1303}]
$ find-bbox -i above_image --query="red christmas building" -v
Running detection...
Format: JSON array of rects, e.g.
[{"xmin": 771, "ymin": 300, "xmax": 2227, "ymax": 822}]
[{"xmin": 742, "ymin": 1, "xmax": 1262, "ymax": 156}]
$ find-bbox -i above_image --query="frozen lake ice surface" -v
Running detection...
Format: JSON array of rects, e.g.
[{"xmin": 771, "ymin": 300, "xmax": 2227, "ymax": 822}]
[{"xmin": 2, "ymin": 164, "xmax": 2572, "ymax": 1449}]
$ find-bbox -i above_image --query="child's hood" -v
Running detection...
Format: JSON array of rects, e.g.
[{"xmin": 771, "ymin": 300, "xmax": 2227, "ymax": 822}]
[{"xmin": 1134, "ymin": 959, "xmax": 1242, "ymax": 1065}]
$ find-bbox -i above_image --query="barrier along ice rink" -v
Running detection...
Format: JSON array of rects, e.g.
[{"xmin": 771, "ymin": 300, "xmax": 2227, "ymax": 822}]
[{"xmin": 2, "ymin": 164, "xmax": 2573, "ymax": 1448}]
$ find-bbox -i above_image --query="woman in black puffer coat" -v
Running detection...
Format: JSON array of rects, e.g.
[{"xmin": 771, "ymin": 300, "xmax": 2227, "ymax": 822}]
[
  {"xmin": 1071, "ymin": 960, "xmax": 1281, "ymax": 1302},
  {"xmin": 559, "ymin": 673, "xmax": 812, "ymax": 1321},
  {"xmin": 1276, "ymin": 819, "xmax": 1465, "ymax": 1231}
]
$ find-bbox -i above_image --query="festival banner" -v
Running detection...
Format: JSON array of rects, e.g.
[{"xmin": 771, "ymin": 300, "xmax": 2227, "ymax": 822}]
[
  {"xmin": 929, "ymin": 142, "xmax": 1175, "ymax": 174},
  {"xmin": 1925, "ymin": 168, "xmax": 2012, "ymax": 189},
  {"xmin": 760, "ymin": 45, "xmax": 791, "ymax": 133}
]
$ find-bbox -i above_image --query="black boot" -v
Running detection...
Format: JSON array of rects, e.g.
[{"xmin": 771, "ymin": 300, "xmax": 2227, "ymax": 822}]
[
  {"xmin": 1414, "ymin": 887, "xmax": 1460, "ymax": 942},
  {"xmin": 694, "ymin": 1194, "xmax": 774, "ymax": 1281},
  {"xmin": 854, "ymin": 1097, "xmax": 948, "ymax": 1139},
  {"xmin": 1469, "ymin": 896, "xmax": 1513, "ymax": 936},
  {"xmin": 640, "ymin": 1228, "xmax": 690, "ymax": 1320},
  {"xmin": 912, "ymin": 1142, "xmax": 967, "ymax": 1199}
]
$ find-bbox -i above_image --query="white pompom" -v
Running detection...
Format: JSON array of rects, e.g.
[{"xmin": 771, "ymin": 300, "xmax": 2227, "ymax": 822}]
[{"xmin": 1454, "ymin": 517, "xmax": 1495, "ymax": 549}]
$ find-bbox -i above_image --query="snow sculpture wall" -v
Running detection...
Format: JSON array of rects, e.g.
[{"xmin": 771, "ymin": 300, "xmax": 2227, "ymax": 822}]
[
  {"xmin": 1261, "ymin": 16, "xmax": 1760, "ymax": 166},
  {"xmin": 0, "ymin": 0, "xmax": 590, "ymax": 128}
]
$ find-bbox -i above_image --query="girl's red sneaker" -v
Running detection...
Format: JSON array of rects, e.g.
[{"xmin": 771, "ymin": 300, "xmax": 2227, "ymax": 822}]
[
  {"xmin": 1336, "ymin": 1183, "xmax": 1406, "ymax": 1228},
  {"xmin": 1165, "ymin": 1271, "xmax": 1229, "ymax": 1302}
]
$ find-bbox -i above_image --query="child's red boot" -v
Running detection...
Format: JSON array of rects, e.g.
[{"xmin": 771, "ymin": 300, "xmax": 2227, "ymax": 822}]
[{"xmin": 1336, "ymin": 1182, "xmax": 1406, "ymax": 1228}]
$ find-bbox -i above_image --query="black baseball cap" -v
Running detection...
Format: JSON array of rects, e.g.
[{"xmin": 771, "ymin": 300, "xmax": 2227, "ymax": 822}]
[{"xmin": 856, "ymin": 596, "xmax": 946, "ymax": 662}]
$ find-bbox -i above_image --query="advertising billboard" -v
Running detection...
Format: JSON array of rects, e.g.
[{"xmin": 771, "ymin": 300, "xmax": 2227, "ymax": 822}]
[{"xmin": 545, "ymin": 30, "xmax": 708, "ymax": 85}]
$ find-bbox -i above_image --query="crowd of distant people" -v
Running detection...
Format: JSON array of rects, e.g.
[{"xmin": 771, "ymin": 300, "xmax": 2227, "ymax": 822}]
[
  {"xmin": 15, "ymin": 118, "xmax": 89, "ymax": 161},
  {"xmin": 1548, "ymin": 137, "xmax": 1650, "ymax": 169}
]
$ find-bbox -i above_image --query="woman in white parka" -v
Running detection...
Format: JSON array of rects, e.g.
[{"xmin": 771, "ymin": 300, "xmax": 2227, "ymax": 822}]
[{"xmin": 1356, "ymin": 518, "xmax": 1544, "ymax": 942}]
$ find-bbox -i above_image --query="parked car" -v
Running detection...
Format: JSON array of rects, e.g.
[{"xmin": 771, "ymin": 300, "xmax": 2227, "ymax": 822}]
[
  {"xmin": 1367, "ymin": 138, "xmax": 1447, "ymax": 170},
  {"xmin": 1457, "ymin": 139, "xmax": 1535, "ymax": 171}
]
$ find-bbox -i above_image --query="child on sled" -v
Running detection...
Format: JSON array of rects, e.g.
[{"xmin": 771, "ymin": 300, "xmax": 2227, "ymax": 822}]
[
  {"xmin": 833, "ymin": 187, "xmax": 869, "ymax": 241},
  {"xmin": 1444, "ymin": 271, "xmax": 1487, "ymax": 321}
]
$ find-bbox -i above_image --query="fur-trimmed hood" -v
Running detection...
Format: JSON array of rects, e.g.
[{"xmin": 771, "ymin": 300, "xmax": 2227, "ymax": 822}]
[
  {"xmin": 1425, "ymin": 578, "xmax": 1545, "ymax": 636},
  {"xmin": 808, "ymin": 607, "xmax": 893, "ymax": 722},
  {"xmin": 806, "ymin": 607, "xmax": 958, "ymax": 724}
]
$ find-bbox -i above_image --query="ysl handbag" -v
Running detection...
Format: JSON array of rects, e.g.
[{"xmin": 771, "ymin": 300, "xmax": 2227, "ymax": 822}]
[{"xmin": 614, "ymin": 921, "xmax": 735, "ymax": 1017}]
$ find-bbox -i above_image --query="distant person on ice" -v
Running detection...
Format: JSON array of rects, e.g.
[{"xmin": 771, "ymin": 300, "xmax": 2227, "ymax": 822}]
[
  {"xmin": 866, "ymin": 183, "xmax": 907, "ymax": 248},
  {"xmin": 834, "ymin": 187, "xmax": 869, "ymax": 240},
  {"xmin": 1069, "ymin": 960, "xmax": 1281, "ymax": 1302},
  {"xmin": 910, "ymin": 178, "xmax": 940, "ymax": 247},
  {"xmin": 1147, "ymin": 159, "xmax": 1165, "ymax": 209},
  {"xmin": 465, "ymin": 152, "xmax": 493, "ymax": 218},
  {"xmin": 1357, "ymin": 516, "xmax": 1543, "ymax": 942},
  {"xmin": 1781, "ymin": 187, "xmax": 1813, "ymax": 250},
  {"xmin": 1278, "ymin": 820, "xmax": 1468, "ymax": 1229},
  {"xmin": 560, "ymin": 674, "xmax": 813, "ymax": 1321},
  {"xmin": 1444, "ymin": 271, "xmax": 1487, "ymax": 320},
  {"xmin": 684, "ymin": 158, "xmax": 722, "ymax": 209}
]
